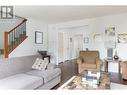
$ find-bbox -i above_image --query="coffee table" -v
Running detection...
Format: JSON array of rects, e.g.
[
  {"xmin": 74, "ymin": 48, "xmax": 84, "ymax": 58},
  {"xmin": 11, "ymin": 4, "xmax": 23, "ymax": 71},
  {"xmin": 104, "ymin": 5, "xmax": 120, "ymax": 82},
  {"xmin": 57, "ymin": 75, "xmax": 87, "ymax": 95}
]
[{"xmin": 58, "ymin": 71, "xmax": 110, "ymax": 90}]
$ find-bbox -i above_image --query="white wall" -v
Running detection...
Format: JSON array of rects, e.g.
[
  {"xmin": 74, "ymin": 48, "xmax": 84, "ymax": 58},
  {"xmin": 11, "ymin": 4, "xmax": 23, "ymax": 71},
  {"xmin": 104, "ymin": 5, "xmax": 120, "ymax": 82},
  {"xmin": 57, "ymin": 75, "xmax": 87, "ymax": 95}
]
[
  {"xmin": 9, "ymin": 18, "xmax": 48, "ymax": 57},
  {"xmin": 48, "ymin": 13, "xmax": 127, "ymax": 72}
]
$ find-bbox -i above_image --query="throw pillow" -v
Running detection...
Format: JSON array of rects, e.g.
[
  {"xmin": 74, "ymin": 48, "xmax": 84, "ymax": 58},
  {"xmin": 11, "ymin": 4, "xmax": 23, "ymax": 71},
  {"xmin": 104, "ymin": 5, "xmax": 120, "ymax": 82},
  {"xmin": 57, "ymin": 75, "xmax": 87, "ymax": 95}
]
[
  {"xmin": 47, "ymin": 64, "xmax": 56, "ymax": 70},
  {"xmin": 39, "ymin": 59, "xmax": 46, "ymax": 70},
  {"xmin": 32, "ymin": 58, "xmax": 49, "ymax": 70},
  {"xmin": 32, "ymin": 58, "xmax": 40, "ymax": 69},
  {"xmin": 41, "ymin": 58, "xmax": 49, "ymax": 70}
]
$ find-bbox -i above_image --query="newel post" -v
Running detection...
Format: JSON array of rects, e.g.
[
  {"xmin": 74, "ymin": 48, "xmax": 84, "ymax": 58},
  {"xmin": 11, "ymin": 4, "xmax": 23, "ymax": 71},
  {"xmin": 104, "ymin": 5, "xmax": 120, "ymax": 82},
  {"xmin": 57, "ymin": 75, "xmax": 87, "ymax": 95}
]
[{"xmin": 4, "ymin": 32, "xmax": 9, "ymax": 58}]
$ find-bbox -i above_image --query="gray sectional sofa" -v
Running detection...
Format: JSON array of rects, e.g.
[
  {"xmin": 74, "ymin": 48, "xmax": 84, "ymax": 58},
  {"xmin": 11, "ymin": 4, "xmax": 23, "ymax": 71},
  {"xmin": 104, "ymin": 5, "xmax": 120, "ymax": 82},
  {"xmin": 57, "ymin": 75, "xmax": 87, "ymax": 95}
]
[{"xmin": 0, "ymin": 55, "xmax": 61, "ymax": 90}]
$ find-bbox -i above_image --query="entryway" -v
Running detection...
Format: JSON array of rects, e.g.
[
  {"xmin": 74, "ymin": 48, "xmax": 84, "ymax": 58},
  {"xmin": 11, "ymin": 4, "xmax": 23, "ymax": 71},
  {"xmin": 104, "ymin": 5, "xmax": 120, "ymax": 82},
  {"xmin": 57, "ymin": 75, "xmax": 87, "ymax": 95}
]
[{"xmin": 58, "ymin": 25, "xmax": 89, "ymax": 63}]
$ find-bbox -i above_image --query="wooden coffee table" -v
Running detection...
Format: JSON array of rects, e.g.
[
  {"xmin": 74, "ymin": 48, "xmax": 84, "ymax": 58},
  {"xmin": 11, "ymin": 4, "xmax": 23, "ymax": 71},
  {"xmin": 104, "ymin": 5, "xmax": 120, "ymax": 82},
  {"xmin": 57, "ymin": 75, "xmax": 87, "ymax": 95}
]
[{"xmin": 58, "ymin": 71, "xmax": 110, "ymax": 90}]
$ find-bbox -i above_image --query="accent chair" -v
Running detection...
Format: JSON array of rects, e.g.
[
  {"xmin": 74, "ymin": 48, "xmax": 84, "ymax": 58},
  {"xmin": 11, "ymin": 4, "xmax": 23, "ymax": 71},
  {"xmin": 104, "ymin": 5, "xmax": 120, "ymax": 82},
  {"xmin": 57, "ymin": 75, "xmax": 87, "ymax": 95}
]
[{"xmin": 77, "ymin": 51, "xmax": 101, "ymax": 73}]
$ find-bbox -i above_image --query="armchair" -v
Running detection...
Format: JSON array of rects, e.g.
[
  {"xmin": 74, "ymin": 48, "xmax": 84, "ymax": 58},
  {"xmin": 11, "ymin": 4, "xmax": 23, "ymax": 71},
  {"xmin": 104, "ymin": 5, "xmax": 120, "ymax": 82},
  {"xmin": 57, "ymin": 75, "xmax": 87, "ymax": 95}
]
[{"xmin": 77, "ymin": 51, "xmax": 101, "ymax": 73}]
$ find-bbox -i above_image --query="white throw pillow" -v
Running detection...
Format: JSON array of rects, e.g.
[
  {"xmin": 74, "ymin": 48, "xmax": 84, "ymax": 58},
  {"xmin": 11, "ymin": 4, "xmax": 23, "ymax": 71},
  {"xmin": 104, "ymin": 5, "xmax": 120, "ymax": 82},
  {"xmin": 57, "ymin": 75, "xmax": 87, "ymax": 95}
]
[{"xmin": 32, "ymin": 58, "xmax": 49, "ymax": 70}]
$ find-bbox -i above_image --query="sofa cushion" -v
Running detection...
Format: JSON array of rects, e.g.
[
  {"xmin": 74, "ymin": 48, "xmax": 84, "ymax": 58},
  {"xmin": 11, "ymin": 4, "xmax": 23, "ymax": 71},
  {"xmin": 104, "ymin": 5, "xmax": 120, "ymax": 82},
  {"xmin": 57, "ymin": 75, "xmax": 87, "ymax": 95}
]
[
  {"xmin": 82, "ymin": 63, "xmax": 97, "ymax": 69},
  {"xmin": 26, "ymin": 68, "xmax": 61, "ymax": 83},
  {"xmin": 0, "ymin": 74, "xmax": 43, "ymax": 89},
  {"xmin": 47, "ymin": 63, "xmax": 57, "ymax": 70},
  {"xmin": 0, "ymin": 55, "xmax": 41, "ymax": 79},
  {"xmin": 79, "ymin": 51, "xmax": 99, "ymax": 64}
]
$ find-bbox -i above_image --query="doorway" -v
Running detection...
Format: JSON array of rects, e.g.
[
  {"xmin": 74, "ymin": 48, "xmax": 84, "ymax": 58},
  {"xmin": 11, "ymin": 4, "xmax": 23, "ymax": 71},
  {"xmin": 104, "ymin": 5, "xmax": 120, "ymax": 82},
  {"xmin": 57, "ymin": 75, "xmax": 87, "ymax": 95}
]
[{"xmin": 73, "ymin": 34, "xmax": 83, "ymax": 58}]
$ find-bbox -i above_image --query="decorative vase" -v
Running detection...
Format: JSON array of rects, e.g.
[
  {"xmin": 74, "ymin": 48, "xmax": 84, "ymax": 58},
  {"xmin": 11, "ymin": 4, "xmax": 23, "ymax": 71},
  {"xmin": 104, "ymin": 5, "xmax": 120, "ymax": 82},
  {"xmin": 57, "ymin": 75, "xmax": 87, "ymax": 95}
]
[
  {"xmin": 114, "ymin": 51, "xmax": 119, "ymax": 60},
  {"xmin": 114, "ymin": 55, "xmax": 119, "ymax": 60}
]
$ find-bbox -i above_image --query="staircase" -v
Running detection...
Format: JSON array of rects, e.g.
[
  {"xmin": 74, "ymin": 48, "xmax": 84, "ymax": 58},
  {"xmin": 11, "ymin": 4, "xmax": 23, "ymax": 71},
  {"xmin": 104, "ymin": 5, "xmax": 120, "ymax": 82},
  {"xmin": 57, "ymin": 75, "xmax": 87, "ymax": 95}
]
[{"xmin": 4, "ymin": 18, "xmax": 27, "ymax": 58}]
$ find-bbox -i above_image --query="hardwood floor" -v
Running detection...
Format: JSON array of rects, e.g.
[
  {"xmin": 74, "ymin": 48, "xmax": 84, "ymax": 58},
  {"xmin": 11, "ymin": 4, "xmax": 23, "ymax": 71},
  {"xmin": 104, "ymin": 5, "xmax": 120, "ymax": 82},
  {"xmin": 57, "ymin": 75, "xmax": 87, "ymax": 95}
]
[
  {"xmin": 58, "ymin": 59, "xmax": 78, "ymax": 84},
  {"xmin": 110, "ymin": 72, "xmax": 127, "ymax": 85},
  {"xmin": 52, "ymin": 59, "xmax": 78, "ymax": 89},
  {"xmin": 52, "ymin": 59, "xmax": 127, "ymax": 89}
]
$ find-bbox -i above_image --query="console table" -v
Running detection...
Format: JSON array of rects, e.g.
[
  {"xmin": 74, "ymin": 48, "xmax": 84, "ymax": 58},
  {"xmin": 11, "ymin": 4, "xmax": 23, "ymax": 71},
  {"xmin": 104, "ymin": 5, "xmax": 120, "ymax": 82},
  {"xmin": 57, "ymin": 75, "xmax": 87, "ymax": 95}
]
[
  {"xmin": 38, "ymin": 51, "xmax": 51, "ymax": 63},
  {"xmin": 104, "ymin": 59, "xmax": 122, "ymax": 73}
]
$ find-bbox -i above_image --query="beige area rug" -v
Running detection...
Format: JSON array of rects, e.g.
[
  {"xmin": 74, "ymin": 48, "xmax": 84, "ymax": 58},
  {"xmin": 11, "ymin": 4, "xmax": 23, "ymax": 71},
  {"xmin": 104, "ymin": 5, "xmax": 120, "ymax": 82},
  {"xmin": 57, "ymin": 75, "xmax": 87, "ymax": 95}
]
[{"xmin": 58, "ymin": 76, "xmax": 127, "ymax": 90}]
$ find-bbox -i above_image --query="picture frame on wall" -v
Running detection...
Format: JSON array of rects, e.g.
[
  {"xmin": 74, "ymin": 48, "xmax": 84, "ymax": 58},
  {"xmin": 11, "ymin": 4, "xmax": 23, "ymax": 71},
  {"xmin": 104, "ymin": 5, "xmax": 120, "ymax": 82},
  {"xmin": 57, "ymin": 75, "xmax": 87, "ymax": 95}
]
[
  {"xmin": 35, "ymin": 31, "xmax": 43, "ymax": 44},
  {"xmin": 105, "ymin": 27, "xmax": 115, "ymax": 36},
  {"xmin": 93, "ymin": 34, "xmax": 102, "ymax": 42},
  {"xmin": 104, "ymin": 27, "xmax": 116, "ymax": 48},
  {"xmin": 84, "ymin": 37, "xmax": 89, "ymax": 43}
]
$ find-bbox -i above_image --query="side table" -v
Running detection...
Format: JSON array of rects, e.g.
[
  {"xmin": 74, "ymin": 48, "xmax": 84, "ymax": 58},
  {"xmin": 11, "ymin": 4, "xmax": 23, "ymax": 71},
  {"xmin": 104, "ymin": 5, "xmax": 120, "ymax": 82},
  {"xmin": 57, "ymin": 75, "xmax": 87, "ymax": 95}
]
[{"xmin": 104, "ymin": 58, "xmax": 122, "ymax": 73}]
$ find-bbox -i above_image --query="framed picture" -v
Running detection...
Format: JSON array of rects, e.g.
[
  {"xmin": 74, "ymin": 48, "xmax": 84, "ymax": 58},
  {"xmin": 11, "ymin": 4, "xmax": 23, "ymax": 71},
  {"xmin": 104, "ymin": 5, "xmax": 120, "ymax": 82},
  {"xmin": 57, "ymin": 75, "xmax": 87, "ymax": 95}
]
[
  {"xmin": 118, "ymin": 33, "xmax": 127, "ymax": 43},
  {"xmin": 104, "ymin": 27, "xmax": 116, "ymax": 48},
  {"xmin": 84, "ymin": 37, "xmax": 89, "ymax": 43},
  {"xmin": 70, "ymin": 37, "xmax": 72, "ymax": 42},
  {"xmin": 105, "ymin": 27, "xmax": 115, "ymax": 36},
  {"xmin": 35, "ymin": 31, "xmax": 43, "ymax": 44},
  {"xmin": 93, "ymin": 34, "xmax": 102, "ymax": 42}
]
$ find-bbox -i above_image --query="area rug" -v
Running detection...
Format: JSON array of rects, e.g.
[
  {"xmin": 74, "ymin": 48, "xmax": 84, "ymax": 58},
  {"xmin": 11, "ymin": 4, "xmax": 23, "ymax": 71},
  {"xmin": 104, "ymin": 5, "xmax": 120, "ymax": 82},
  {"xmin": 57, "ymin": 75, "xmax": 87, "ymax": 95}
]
[{"xmin": 58, "ymin": 76, "xmax": 127, "ymax": 90}]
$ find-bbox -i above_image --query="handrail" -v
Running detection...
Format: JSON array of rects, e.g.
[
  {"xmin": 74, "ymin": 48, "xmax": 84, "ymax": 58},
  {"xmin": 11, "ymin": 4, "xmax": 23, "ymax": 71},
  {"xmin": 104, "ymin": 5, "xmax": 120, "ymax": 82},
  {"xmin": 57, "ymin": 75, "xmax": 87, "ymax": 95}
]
[{"xmin": 8, "ymin": 19, "xmax": 27, "ymax": 33}]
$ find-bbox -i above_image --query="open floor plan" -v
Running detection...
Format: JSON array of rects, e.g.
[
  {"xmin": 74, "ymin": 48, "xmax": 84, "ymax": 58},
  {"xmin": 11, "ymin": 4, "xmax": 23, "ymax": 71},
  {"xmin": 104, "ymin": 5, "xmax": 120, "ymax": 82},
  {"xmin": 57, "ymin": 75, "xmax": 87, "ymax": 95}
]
[{"xmin": 0, "ymin": 5, "xmax": 127, "ymax": 90}]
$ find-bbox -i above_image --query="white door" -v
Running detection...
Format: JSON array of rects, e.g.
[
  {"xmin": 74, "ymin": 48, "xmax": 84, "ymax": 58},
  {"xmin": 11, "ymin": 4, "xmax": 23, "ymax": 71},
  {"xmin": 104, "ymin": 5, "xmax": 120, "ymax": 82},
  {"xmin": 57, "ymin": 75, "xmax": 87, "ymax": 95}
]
[
  {"xmin": 58, "ymin": 32, "xmax": 69, "ymax": 62},
  {"xmin": 73, "ymin": 35, "xmax": 83, "ymax": 58},
  {"xmin": 58, "ymin": 32, "xmax": 64, "ymax": 63},
  {"xmin": 63, "ymin": 32, "xmax": 69, "ymax": 61},
  {"xmin": 68, "ymin": 37, "xmax": 73, "ymax": 60}
]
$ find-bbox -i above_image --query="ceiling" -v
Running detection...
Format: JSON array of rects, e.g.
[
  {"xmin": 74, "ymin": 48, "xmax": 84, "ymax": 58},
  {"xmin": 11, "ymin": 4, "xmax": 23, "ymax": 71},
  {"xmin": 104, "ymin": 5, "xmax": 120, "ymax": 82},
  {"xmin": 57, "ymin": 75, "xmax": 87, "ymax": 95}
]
[{"xmin": 15, "ymin": 6, "xmax": 127, "ymax": 24}]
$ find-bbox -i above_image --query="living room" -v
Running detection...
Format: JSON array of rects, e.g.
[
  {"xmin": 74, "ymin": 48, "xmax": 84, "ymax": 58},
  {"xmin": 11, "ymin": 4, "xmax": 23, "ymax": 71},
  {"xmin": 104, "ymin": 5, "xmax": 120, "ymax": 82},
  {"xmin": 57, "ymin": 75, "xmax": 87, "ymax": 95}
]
[{"xmin": 1, "ymin": 0, "xmax": 127, "ymax": 94}]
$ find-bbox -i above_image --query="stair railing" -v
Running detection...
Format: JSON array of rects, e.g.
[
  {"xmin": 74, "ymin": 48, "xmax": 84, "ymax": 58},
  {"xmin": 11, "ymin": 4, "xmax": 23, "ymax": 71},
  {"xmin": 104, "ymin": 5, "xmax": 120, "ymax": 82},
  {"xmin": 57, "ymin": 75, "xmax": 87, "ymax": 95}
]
[{"xmin": 4, "ymin": 19, "xmax": 27, "ymax": 58}]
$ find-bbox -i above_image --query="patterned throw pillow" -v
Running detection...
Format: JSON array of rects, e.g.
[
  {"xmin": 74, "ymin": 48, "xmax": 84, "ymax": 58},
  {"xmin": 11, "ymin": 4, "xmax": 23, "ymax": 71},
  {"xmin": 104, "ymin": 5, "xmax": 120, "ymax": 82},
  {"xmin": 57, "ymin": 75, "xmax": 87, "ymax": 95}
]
[
  {"xmin": 43, "ymin": 58, "xmax": 49, "ymax": 69},
  {"xmin": 32, "ymin": 58, "xmax": 49, "ymax": 70}
]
